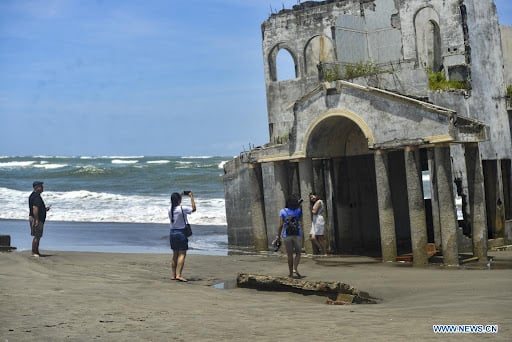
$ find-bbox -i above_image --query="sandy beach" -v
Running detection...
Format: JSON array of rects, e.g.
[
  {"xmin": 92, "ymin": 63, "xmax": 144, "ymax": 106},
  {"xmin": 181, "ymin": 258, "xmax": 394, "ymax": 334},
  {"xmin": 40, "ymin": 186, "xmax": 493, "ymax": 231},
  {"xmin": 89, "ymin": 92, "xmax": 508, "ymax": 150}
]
[{"xmin": 1, "ymin": 250, "xmax": 511, "ymax": 342}]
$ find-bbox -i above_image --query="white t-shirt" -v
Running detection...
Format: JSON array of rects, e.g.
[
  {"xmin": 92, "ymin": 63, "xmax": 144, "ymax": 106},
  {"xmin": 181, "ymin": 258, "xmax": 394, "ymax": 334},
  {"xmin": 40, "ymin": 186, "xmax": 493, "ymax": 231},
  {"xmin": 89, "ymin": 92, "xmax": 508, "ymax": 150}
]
[{"xmin": 169, "ymin": 205, "xmax": 192, "ymax": 229}]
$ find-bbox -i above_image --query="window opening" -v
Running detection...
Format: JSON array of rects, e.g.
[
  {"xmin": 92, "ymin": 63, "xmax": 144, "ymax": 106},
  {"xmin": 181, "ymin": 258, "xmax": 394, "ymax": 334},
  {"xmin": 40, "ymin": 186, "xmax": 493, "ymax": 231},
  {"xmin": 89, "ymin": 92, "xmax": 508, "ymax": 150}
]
[{"xmin": 276, "ymin": 49, "xmax": 296, "ymax": 81}]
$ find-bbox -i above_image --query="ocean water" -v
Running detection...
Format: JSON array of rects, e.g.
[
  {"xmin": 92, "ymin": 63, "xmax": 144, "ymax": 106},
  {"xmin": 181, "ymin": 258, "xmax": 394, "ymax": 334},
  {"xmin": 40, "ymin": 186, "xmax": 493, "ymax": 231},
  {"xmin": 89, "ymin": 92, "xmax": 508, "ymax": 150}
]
[{"xmin": 0, "ymin": 155, "xmax": 232, "ymax": 254}]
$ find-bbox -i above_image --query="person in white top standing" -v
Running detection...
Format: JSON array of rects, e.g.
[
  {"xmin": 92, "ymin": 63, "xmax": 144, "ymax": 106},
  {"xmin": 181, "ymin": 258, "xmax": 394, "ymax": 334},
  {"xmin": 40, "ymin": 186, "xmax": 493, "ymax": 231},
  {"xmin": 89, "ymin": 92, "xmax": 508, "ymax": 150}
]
[
  {"xmin": 168, "ymin": 191, "xmax": 196, "ymax": 282},
  {"xmin": 309, "ymin": 193, "xmax": 328, "ymax": 256}
]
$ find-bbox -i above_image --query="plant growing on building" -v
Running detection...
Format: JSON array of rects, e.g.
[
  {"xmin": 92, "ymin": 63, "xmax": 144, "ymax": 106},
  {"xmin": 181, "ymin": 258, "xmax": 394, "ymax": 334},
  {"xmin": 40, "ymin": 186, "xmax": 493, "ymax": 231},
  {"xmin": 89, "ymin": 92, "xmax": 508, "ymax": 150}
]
[
  {"xmin": 323, "ymin": 64, "xmax": 341, "ymax": 82},
  {"xmin": 428, "ymin": 70, "xmax": 468, "ymax": 91},
  {"xmin": 320, "ymin": 61, "xmax": 379, "ymax": 82},
  {"xmin": 344, "ymin": 61, "xmax": 378, "ymax": 79},
  {"xmin": 272, "ymin": 133, "xmax": 289, "ymax": 144},
  {"xmin": 506, "ymin": 84, "xmax": 512, "ymax": 97}
]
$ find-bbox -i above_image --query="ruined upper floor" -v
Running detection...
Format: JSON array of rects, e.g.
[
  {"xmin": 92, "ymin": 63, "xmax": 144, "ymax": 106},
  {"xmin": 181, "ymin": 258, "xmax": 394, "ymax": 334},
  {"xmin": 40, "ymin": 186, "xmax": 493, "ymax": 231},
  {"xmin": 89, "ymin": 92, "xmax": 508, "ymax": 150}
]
[{"xmin": 259, "ymin": 0, "xmax": 511, "ymax": 159}]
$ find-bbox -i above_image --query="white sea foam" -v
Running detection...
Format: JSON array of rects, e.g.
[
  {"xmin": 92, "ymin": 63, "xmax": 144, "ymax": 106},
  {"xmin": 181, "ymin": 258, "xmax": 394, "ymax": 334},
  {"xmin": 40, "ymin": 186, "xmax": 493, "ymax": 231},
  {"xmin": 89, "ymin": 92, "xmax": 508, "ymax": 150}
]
[
  {"xmin": 109, "ymin": 156, "xmax": 144, "ymax": 159},
  {"xmin": 147, "ymin": 160, "xmax": 170, "ymax": 164},
  {"xmin": 2, "ymin": 159, "xmax": 68, "ymax": 169},
  {"xmin": 218, "ymin": 160, "xmax": 227, "ymax": 169},
  {"xmin": 111, "ymin": 159, "xmax": 138, "ymax": 164},
  {"xmin": 176, "ymin": 161, "xmax": 193, "ymax": 168},
  {"xmin": 34, "ymin": 155, "xmax": 71, "ymax": 159},
  {"xmin": 72, "ymin": 165, "xmax": 107, "ymax": 174},
  {"xmin": 33, "ymin": 163, "xmax": 68, "ymax": 169},
  {"xmin": 81, "ymin": 155, "xmax": 144, "ymax": 160},
  {"xmin": 181, "ymin": 156, "xmax": 212, "ymax": 159},
  {"xmin": 0, "ymin": 186, "xmax": 226, "ymax": 225},
  {"xmin": 0, "ymin": 161, "xmax": 36, "ymax": 168}
]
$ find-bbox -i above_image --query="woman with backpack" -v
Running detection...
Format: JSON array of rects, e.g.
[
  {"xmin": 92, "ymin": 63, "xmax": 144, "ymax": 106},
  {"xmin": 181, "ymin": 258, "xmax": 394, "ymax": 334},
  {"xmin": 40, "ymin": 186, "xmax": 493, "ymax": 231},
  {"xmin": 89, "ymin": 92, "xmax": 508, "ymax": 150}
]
[{"xmin": 276, "ymin": 195, "xmax": 303, "ymax": 278}]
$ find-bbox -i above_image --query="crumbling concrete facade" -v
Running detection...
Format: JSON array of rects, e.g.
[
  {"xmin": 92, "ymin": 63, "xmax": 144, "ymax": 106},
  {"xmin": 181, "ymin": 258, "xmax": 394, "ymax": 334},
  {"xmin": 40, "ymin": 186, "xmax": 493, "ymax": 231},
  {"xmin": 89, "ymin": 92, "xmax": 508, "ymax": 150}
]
[
  {"xmin": 223, "ymin": 0, "xmax": 512, "ymax": 266},
  {"xmin": 501, "ymin": 25, "xmax": 512, "ymax": 88}
]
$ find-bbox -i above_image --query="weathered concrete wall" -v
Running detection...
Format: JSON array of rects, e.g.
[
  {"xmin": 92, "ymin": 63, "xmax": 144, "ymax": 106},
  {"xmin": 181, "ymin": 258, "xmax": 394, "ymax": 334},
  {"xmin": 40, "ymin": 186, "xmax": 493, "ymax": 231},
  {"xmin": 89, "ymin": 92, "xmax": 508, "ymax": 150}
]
[
  {"xmin": 399, "ymin": 0, "xmax": 466, "ymax": 69},
  {"xmin": 502, "ymin": 25, "xmax": 512, "ymax": 86},
  {"xmin": 398, "ymin": 0, "xmax": 512, "ymax": 159},
  {"xmin": 454, "ymin": 0, "xmax": 511, "ymax": 159},
  {"xmin": 336, "ymin": 0, "xmax": 402, "ymax": 65},
  {"xmin": 223, "ymin": 158, "xmax": 257, "ymax": 249},
  {"xmin": 261, "ymin": 161, "xmax": 288, "ymax": 244}
]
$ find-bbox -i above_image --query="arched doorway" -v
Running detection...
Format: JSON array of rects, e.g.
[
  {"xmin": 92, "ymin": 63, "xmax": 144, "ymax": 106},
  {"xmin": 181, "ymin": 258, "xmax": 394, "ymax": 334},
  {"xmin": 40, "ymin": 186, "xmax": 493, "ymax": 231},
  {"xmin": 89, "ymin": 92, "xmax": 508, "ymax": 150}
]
[{"xmin": 305, "ymin": 113, "xmax": 381, "ymax": 256}]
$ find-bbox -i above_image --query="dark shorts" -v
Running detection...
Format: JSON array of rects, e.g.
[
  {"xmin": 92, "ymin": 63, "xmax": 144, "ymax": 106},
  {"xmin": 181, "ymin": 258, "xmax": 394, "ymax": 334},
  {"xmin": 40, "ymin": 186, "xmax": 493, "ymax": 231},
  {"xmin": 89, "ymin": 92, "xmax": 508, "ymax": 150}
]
[
  {"xmin": 170, "ymin": 229, "xmax": 188, "ymax": 251},
  {"xmin": 29, "ymin": 216, "xmax": 44, "ymax": 238}
]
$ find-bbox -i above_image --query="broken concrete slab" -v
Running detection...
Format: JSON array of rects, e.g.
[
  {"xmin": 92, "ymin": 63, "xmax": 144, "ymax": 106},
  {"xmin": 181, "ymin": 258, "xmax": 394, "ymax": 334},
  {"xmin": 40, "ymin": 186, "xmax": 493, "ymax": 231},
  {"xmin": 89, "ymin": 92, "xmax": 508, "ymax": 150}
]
[{"xmin": 236, "ymin": 273, "xmax": 379, "ymax": 304}]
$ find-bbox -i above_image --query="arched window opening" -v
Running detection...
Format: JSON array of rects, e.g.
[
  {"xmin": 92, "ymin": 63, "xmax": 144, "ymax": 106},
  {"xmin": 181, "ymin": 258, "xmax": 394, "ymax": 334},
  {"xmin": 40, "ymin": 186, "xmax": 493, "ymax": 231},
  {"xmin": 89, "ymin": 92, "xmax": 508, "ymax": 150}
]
[
  {"xmin": 414, "ymin": 8, "xmax": 442, "ymax": 72},
  {"xmin": 305, "ymin": 35, "xmax": 336, "ymax": 77},
  {"xmin": 276, "ymin": 49, "xmax": 297, "ymax": 81},
  {"xmin": 425, "ymin": 20, "xmax": 442, "ymax": 71}
]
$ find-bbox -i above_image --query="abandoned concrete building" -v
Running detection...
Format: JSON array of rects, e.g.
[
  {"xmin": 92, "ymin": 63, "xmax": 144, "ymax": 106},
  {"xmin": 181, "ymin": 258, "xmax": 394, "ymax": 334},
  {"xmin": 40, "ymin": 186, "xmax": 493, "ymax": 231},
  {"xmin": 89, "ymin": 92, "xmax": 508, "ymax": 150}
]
[{"xmin": 223, "ymin": 0, "xmax": 512, "ymax": 266}]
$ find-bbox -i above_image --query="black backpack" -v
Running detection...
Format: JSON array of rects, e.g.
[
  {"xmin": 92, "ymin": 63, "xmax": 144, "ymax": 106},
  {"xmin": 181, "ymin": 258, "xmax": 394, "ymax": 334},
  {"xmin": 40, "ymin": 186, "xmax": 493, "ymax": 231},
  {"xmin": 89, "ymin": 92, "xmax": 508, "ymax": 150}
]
[{"xmin": 285, "ymin": 211, "xmax": 299, "ymax": 236}]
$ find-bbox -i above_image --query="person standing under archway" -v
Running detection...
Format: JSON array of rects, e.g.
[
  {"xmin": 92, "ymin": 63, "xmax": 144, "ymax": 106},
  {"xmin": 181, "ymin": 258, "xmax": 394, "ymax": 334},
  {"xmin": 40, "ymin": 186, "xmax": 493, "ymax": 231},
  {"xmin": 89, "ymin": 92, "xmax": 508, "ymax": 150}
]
[{"xmin": 309, "ymin": 193, "xmax": 328, "ymax": 256}]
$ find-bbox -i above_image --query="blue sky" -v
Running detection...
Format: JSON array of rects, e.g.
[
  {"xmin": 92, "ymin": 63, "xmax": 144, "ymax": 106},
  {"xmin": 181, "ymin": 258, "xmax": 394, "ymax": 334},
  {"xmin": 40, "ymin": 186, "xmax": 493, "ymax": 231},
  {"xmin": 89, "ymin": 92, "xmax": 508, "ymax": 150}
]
[{"xmin": 1, "ymin": 0, "xmax": 511, "ymax": 157}]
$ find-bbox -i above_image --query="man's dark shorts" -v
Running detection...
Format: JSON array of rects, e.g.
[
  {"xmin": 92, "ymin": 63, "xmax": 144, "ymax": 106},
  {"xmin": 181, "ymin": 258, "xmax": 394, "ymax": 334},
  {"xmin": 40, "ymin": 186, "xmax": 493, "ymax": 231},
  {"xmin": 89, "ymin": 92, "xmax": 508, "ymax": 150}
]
[{"xmin": 29, "ymin": 216, "xmax": 44, "ymax": 238}]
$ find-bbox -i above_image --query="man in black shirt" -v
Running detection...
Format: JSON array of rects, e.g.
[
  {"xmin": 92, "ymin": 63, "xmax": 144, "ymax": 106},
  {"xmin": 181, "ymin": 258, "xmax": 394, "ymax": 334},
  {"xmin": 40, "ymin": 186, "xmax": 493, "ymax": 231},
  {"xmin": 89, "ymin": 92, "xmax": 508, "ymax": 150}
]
[{"xmin": 29, "ymin": 181, "xmax": 50, "ymax": 257}]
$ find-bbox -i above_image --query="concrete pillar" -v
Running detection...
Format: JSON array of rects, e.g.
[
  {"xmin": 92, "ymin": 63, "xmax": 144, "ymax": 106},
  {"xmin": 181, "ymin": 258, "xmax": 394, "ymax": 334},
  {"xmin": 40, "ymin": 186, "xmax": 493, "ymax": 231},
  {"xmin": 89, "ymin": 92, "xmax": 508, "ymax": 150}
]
[
  {"xmin": 313, "ymin": 160, "xmax": 330, "ymax": 251},
  {"xmin": 483, "ymin": 160, "xmax": 506, "ymax": 238},
  {"xmin": 496, "ymin": 160, "xmax": 506, "ymax": 237},
  {"xmin": 299, "ymin": 159, "xmax": 314, "ymax": 254},
  {"xmin": 503, "ymin": 160, "xmax": 512, "ymax": 221},
  {"xmin": 374, "ymin": 149, "xmax": 397, "ymax": 262},
  {"xmin": 324, "ymin": 159, "xmax": 336, "ymax": 254},
  {"xmin": 464, "ymin": 143, "xmax": 488, "ymax": 263},
  {"xmin": 427, "ymin": 148, "xmax": 442, "ymax": 251},
  {"xmin": 247, "ymin": 164, "xmax": 268, "ymax": 251},
  {"xmin": 224, "ymin": 159, "xmax": 260, "ymax": 249},
  {"xmin": 289, "ymin": 162, "xmax": 300, "ymax": 195},
  {"xmin": 404, "ymin": 146, "xmax": 429, "ymax": 267},
  {"xmin": 262, "ymin": 162, "xmax": 288, "ymax": 245},
  {"xmin": 312, "ymin": 160, "xmax": 325, "ymax": 194},
  {"xmin": 434, "ymin": 146, "xmax": 460, "ymax": 266}
]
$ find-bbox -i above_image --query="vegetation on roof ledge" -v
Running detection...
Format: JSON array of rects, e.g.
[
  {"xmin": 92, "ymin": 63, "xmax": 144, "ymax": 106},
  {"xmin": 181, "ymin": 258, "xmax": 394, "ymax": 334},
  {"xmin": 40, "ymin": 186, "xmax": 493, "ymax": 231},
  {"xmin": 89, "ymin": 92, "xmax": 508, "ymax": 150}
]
[{"xmin": 428, "ymin": 70, "xmax": 469, "ymax": 91}]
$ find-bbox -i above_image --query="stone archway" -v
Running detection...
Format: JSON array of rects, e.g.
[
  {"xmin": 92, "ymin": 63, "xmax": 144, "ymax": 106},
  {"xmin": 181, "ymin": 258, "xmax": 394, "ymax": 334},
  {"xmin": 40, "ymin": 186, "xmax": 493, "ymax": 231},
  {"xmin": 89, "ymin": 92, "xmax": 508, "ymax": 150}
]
[{"xmin": 304, "ymin": 113, "xmax": 381, "ymax": 256}]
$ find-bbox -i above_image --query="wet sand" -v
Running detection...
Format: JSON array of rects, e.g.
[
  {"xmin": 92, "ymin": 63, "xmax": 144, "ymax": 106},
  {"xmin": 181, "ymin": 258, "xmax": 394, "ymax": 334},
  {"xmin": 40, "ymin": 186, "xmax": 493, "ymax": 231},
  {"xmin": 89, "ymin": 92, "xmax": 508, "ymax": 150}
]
[{"xmin": 1, "ymin": 250, "xmax": 511, "ymax": 341}]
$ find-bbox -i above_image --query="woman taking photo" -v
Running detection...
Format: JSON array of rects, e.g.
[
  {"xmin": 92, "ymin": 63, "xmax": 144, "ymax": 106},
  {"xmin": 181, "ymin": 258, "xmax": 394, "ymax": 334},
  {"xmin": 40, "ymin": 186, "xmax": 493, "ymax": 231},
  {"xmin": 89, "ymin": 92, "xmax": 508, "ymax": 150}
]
[{"xmin": 168, "ymin": 191, "xmax": 196, "ymax": 282}]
